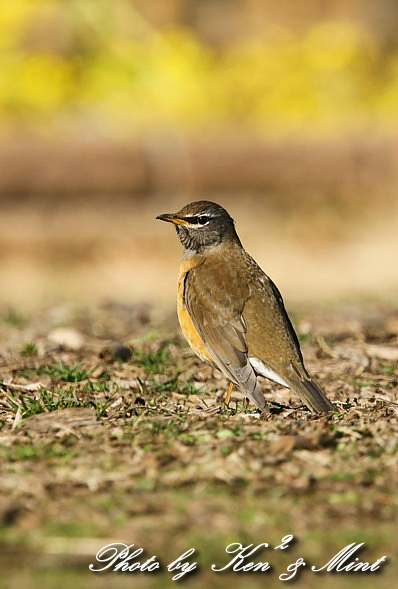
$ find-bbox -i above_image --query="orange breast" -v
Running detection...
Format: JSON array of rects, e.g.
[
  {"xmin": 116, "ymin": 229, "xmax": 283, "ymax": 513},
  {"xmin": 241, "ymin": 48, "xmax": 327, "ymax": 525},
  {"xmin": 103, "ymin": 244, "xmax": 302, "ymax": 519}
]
[{"xmin": 177, "ymin": 261, "xmax": 212, "ymax": 363}]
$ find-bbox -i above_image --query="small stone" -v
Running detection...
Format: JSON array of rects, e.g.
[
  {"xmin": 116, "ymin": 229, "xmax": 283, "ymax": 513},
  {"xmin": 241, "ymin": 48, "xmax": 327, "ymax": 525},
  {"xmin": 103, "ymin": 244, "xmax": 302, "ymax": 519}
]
[{"xmin": 48, "ymin": 328, "xmax": 84, "ymax": 351}]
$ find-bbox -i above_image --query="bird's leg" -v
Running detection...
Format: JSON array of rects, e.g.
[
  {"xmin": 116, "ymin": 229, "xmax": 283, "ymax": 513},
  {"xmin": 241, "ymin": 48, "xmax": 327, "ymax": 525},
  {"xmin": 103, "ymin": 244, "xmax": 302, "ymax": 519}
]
[{"xmin": 224, "ymin": 381, "xmax": 234, "ymax": 406}]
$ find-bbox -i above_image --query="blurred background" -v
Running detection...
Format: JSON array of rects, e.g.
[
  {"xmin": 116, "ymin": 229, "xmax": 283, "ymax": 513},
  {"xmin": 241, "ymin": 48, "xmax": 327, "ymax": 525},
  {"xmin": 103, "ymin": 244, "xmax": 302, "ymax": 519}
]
[{"xmin": 1, "ymin": 0, "xmax": 398, "ymax": 311}]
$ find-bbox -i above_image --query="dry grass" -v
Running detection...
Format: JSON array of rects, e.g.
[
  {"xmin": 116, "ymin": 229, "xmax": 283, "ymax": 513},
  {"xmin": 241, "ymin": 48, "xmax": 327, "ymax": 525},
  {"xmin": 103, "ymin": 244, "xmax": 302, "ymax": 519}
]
[{"xmin": 0, "ymin": 301, "xmax": 397, "ymax": 588}]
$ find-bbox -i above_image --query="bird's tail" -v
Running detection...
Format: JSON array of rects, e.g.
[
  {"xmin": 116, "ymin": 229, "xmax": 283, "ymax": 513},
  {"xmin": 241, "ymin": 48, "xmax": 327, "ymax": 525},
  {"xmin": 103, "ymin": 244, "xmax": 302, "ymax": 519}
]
[{"xmin": 289, "ymin": 377, "xmax": 335, "ymax": 413}]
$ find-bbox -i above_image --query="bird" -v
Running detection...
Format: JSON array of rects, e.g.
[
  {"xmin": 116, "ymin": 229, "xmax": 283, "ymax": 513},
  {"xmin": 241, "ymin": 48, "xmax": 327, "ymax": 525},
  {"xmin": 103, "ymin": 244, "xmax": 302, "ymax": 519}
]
[{"xmin": 156, "ymin": 201, "xmax": 335, "ymax": 414}]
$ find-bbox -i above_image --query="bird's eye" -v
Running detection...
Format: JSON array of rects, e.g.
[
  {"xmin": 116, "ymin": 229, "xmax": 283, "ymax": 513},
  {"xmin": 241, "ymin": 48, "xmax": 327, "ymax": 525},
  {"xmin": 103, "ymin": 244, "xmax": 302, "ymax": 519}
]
[{"xmin": 197, "ymin": 215, "xmax": 209, "ymax": 225}]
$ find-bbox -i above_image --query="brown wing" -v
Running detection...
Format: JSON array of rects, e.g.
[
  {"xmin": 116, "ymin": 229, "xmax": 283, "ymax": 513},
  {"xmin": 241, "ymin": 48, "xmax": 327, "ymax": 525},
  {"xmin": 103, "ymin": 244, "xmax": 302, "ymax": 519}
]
[
  {"xmin": 243, "ymin": 258, "xmax": 335, "ymax": 413},
  {"xmin": 184, "ymin": 261, "xmax": 266, "ymax": 411},
  {"xmin": 244, "ymin": 271, "xmax": 305, "ymax": 373}
]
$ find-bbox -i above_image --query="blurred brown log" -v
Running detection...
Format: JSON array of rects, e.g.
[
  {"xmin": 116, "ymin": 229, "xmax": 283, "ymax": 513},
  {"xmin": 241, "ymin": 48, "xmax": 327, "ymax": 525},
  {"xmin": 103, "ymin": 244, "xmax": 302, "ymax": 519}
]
[
  {"xmin": 0, "ymin": 141, "xmax": 150, "ymax": 197},
  {"xmin": 0, "ymin": 137, "xmax": 397, "ymax": 201}
]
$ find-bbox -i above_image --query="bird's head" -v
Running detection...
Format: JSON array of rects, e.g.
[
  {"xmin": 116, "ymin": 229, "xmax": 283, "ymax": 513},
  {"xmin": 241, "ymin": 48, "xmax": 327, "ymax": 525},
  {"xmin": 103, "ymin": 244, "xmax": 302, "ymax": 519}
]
[{"xmin": 156, "ymin": 201, "xmax": 239, "ymax": 252}]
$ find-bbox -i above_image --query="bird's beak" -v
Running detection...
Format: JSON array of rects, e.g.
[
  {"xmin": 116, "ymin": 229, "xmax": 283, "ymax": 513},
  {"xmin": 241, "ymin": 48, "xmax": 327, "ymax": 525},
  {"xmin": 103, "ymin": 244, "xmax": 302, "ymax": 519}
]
[{"xmin": 156, "ymin": 213, "xmax": 189, "ymax": 226}]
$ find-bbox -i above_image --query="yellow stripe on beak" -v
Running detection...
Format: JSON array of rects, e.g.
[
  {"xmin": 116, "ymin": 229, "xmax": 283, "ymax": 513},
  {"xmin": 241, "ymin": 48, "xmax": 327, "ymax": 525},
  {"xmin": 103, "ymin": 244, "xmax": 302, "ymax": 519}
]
[{"xmin": 156, "ymin": 214, "xmax": 190, "ymax": 226}]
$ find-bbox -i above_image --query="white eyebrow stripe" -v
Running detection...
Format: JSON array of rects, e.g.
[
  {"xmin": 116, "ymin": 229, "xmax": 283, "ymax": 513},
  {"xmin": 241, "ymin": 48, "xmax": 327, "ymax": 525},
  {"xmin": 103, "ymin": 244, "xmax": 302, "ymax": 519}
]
[{"xmin": 182, "ymin": 216, "xmax": 211, "ymax": 227}]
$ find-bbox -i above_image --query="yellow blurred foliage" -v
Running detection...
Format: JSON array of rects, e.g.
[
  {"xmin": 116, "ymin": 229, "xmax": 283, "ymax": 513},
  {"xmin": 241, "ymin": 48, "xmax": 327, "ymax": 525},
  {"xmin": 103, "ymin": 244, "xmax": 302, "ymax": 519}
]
[
  {"xmin": 0, "ymin": 0, "xmax": 397, "ymax": 137},
  {"xmin": 1, "ymin": 54, "xmax": 74, "ymax": 115},
  {"xmin": 0, "ymin": 0, "xmax": 38, "ymax": 51}
]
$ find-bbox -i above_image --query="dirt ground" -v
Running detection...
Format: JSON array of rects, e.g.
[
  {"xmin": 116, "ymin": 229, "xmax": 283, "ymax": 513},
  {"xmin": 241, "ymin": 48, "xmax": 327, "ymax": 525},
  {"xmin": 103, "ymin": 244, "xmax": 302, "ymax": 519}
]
[{"xmin": 0, "ymin": 300, "xmax": 397, "ymax": 589}]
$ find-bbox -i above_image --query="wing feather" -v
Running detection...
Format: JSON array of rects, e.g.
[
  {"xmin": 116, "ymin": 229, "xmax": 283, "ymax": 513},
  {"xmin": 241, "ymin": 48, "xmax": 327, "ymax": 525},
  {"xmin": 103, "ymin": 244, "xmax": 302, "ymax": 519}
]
[{"xmin": 184, "ymin": 264, "xmax": 266, "ymax": 411}]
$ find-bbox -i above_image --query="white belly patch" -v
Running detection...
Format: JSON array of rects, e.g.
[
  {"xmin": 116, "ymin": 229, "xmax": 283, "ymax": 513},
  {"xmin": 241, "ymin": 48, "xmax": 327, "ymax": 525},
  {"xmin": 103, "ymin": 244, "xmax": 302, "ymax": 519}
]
[{"xmin": 249, "ymin": 357, "xmax": 289, "ymax": 388}]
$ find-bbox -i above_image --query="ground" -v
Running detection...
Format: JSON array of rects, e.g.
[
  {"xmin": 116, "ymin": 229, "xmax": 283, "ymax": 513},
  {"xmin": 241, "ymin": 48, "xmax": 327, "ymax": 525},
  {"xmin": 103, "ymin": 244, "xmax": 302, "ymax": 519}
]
[{"xmin": 0, "ymin": 301, "xmax": 397, "ymax": 589}]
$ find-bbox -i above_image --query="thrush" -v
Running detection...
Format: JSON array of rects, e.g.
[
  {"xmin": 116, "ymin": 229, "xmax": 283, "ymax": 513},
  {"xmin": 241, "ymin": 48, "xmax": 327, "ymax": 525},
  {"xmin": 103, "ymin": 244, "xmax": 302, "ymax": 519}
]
[{"xmin": 156, "ymin": 201, "xmax": 335, "ymax": 413}]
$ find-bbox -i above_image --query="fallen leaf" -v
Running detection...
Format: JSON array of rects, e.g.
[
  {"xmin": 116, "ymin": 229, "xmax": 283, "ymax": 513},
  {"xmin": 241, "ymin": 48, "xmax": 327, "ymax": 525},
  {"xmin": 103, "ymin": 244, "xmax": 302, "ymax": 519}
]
[{"xmin": 365, "ymin": 344, "xmax": 398, "ymax": 361}]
